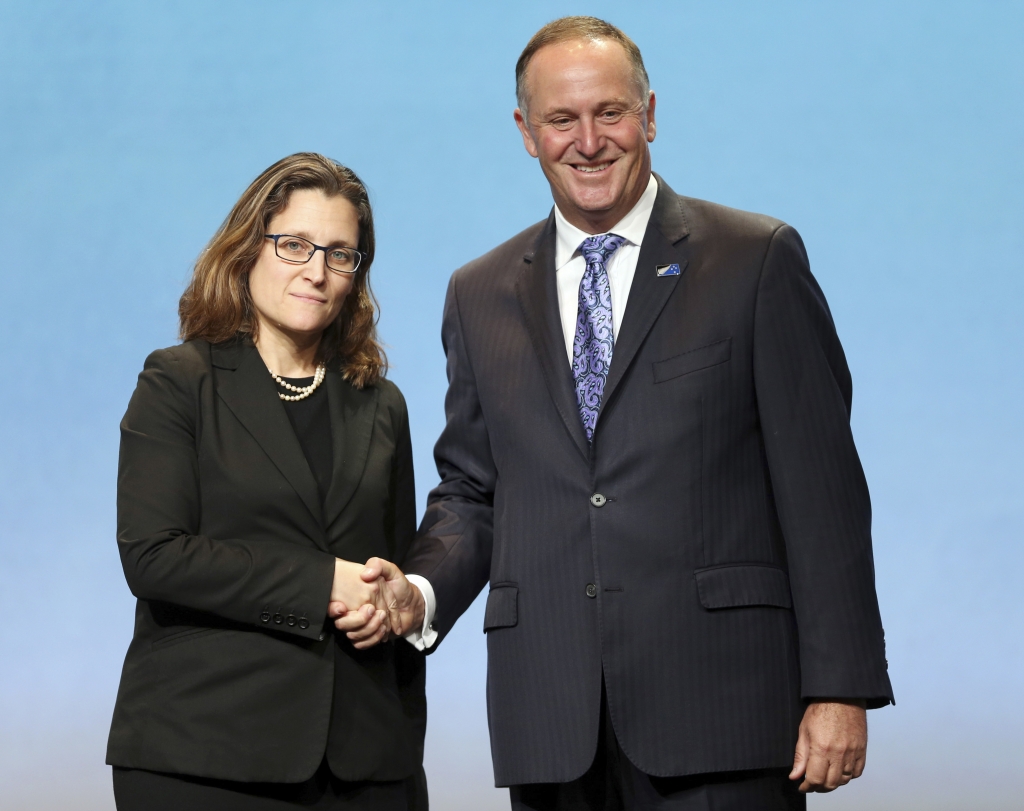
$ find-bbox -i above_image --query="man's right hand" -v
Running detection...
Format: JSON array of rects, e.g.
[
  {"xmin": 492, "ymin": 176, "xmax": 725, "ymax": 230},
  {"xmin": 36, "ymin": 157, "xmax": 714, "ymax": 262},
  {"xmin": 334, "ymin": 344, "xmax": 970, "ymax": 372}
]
[{"xmin": 364, "ymin": 557, "xmax": 426, "ymax": 637}]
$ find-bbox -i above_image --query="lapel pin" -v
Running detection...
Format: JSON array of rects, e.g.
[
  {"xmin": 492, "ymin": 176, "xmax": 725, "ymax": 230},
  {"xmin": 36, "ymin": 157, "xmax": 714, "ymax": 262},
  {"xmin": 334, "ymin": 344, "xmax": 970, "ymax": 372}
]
[{"xmin": 656, "ymin": 263, "xmax": 681, "ymax": 277}]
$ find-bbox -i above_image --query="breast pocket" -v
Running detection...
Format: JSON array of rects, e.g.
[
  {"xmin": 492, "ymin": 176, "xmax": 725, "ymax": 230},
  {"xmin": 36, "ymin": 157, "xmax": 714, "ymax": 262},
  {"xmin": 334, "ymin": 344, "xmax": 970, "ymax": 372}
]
[{"xmin": 653, "ymin": 338, "xmax": 731, "ymax": 383}]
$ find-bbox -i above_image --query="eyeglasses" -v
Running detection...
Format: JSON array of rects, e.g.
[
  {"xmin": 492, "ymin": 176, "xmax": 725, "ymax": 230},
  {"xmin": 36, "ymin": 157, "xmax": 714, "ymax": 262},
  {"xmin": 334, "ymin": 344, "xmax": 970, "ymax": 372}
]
[{"xmin": 264, "ymin": 234, "xmax": 365, "ymax": 275}]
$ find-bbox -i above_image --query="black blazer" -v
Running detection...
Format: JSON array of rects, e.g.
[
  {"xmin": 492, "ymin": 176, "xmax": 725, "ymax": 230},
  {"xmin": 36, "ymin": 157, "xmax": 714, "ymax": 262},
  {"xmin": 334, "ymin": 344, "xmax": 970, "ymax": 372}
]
[
  {"xmin": 405, "ymin": 176, "xmax": 894, "ymax": 786},
  {"xmin": 106, "ymin": 338, "xmax": 425, "ymax": 784}
]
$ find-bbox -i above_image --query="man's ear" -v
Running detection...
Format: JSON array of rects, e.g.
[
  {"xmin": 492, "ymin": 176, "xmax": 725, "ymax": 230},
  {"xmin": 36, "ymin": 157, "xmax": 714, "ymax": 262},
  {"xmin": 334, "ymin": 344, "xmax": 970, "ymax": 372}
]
[
  {"xmin": 514, "ymin": 109, "xmax": 540, "ymax": 158},
  {"xmin": 646, "ymin": 90, "xmax": 657, "ymax": 143}
]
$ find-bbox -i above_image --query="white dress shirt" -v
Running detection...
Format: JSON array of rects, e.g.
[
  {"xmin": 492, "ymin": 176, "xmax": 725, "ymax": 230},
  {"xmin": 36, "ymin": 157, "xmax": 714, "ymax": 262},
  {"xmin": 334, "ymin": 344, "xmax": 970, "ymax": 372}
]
[
  {"xmin": 404, "ymin": 174, "xmax": 660, "ymax": 651},
  {"xmin": 553, "ymin": 173, "xmax": 659, "ymax": 362}
]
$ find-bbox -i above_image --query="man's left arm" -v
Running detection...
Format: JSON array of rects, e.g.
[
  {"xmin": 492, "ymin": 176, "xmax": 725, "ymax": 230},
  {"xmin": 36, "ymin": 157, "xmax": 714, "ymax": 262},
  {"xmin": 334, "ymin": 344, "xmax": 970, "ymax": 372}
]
[
  {"xmin": 752, "ymin": 224, "xmax": 893, "ymax": 791},
  {"xmin": 790, "ymin": 697, "xmax": 868, "ymax": 792}
]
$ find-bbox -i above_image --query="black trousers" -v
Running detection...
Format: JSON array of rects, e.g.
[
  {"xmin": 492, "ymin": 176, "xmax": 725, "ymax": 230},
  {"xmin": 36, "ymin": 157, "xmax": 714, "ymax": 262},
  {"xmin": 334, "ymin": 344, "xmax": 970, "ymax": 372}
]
[
  {"xmin": 112, "ymin": 759, "xmax": 427, "ymax": 811},
  {"xmin": 509, "ymin": 696, "xmax": 804, "ymax": 811}
]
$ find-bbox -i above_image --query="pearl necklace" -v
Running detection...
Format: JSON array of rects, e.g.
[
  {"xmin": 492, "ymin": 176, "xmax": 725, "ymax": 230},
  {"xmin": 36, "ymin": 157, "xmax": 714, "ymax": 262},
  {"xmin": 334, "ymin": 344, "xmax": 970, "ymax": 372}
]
[{"xmin": 269, "ymin": 363, "xmax": 326, "ymax": 402}]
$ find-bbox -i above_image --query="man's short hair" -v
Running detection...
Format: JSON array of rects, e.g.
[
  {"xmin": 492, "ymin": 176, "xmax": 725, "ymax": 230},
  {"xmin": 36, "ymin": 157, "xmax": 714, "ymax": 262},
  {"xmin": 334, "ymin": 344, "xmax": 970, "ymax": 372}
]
[{"xmin": 515, "ymin": 16, "xmax": 651, "ymax": 119}]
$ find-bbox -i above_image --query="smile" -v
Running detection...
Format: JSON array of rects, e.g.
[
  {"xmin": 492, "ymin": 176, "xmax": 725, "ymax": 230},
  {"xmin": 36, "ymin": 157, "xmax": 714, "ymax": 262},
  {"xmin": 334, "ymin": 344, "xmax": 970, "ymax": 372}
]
[
  {"xmin": 291, "ymin": 294, "xmax": 327, "ymax": 304},
  {"xmin": 571, "ymin": 162, "xmax": 613, "ymax": 174}
]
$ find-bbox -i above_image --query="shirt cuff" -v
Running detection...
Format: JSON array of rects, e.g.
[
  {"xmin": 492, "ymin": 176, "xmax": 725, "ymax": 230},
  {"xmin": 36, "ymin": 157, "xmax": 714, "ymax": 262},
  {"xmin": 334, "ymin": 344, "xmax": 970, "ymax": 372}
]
[{"xmin": 403, "ymin": 574, "xmax": 438, "ymax": 651}]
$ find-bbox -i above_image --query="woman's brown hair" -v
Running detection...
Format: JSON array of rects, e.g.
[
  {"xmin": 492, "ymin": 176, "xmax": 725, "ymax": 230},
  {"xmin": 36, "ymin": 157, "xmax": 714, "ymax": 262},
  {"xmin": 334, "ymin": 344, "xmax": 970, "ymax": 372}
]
[{"xmin": 178, "ymin": 152, "xmax": 386, "ymax": 388}]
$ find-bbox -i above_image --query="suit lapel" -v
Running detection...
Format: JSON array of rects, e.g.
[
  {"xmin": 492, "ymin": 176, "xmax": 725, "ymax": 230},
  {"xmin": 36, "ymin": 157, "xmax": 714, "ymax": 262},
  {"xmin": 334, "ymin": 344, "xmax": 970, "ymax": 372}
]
[
  {"xmin": 212, "ymin": 340, "xmax": 325, "ymax": 537},
  {"xmin": 322, "ymin": 369, "xmax": 378, "ymax": 528},
  {"xmin": 516, "ymin": 212, "xmax": 591, "ymax": 461},
  {"xmin": 601, "ymin": 175, "xmax": 692, "ymax": 414}
]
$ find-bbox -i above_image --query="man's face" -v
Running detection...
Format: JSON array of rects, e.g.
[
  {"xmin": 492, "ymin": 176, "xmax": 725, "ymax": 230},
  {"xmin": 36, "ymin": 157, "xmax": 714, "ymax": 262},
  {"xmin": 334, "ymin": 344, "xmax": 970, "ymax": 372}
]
[{"xmin": 515, "ymin": 38, "xmax": 656, "ymax": 234}]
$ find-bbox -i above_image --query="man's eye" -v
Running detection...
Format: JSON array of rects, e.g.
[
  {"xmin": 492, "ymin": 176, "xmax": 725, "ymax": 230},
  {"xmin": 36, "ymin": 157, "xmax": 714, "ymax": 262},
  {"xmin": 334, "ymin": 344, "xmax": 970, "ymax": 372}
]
[
  {"xmin": 551, "ymin": 118, "xmax": 574, "ymax": 129},
  {"xmin": 600, "ymin": 110, "xmax": 624, "ymax": 122}
]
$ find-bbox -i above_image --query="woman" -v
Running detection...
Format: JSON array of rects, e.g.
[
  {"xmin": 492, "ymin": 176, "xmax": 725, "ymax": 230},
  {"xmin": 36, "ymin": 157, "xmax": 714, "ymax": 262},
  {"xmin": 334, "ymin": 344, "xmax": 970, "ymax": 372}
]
[{"xmin": 106, "ymin": 153, "xmax": 426, "ymax": 810}]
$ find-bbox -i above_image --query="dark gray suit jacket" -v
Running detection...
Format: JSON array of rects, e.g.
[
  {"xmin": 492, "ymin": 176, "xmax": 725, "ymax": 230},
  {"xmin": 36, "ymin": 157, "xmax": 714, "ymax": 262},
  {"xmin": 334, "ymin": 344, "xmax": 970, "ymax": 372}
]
[
  {"xmin": 106, "ymin": 338, "xmax": 425, "ymax": 783},
  {"xmin": 405, "ymin": 176, "xmax": 893, "ymax": 786}
]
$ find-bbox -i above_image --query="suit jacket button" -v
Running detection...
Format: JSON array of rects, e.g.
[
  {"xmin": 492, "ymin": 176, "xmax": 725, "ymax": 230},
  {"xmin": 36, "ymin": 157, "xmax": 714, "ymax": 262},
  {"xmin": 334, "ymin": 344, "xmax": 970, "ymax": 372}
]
[
  {"xmin": 318, "ymin": 632, "xmax": 326, "ymax": 641},
  {"xmin": 586, "ymin": 583, "xmax": 598, "ymax": 598},
  {"xmin": 273, "ymin": 613, "xmax": 284, "ymax": 624},
  {"xmin": 260, "ymin": 611, "xmax": 271, "ymax": 623},
  {"xmin": 286, "ymin": 615, "xmax": 297, "ymax": 626},
  {"xmin": 298, "ymin": 618, "xmax": 310, "ymax": 630},
  {"xmin": 590, "ymin": 493, "xmax": 607, "ymax": 507}
]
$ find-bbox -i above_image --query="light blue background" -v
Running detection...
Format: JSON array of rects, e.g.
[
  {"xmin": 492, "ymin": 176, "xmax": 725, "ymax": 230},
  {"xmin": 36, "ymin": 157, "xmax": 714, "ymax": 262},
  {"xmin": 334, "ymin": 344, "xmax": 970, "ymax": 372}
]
[{"xmin": 1, "ymin": 2, "xmax": 1021, "ymax": 809}]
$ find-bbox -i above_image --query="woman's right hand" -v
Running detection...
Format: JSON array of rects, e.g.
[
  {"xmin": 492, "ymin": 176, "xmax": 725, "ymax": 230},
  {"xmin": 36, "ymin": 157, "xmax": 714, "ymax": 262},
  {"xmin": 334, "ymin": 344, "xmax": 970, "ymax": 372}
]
[
  {"xmin": 328, "ymin": 558, "xmax": 424, "ymax": 650},
  {"xmin": 330, "ymin": 559, "xmax": 390, "ymax": 647}
]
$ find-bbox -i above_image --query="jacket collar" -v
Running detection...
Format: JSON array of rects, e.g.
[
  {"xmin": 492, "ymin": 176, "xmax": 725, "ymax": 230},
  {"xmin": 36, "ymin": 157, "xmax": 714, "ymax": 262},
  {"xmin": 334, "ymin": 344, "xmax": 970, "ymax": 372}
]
[
  {"xmin": 515, "ymin": 174, "xmax": 692, "ymax": 457},
  {"xmin": 516, "ymin": 211, "xmax": 591, "ymax": 460},
  {"xmin": 210, "ymin": 338, "xmax": 380, "ymax": 543},
  {"xmin": 601, "ymin": 174, "xmax": 691, "ymax": 413},
  {"xmin": 212, "ymin": 339, "xmax": 326, "ymax": 539},
  {"xmin": 322, "ymin": 370, "xmax": 378, "ymax": 529}
]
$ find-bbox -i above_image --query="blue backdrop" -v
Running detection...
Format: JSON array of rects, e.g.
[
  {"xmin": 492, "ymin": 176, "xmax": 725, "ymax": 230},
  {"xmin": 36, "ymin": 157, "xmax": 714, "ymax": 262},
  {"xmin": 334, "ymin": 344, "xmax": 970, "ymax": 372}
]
[{"xmin": 1, "ymin": 2, "xmax": 1021, "ymax": 809}]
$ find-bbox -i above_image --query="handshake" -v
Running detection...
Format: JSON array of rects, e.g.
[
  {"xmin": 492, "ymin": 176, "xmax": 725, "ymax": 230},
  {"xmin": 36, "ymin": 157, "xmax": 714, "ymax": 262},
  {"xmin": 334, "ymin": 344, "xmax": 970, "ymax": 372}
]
[{"xmin": 328, "ymin": 558, "xmax": 425, "ymax": 649}]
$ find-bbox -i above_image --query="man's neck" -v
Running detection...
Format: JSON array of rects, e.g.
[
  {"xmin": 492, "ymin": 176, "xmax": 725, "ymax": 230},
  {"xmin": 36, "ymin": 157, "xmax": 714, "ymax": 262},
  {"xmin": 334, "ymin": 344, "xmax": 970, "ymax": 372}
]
[{"xmin": 554, "ymin": 171, "xmax": 652, "ymax": 235}]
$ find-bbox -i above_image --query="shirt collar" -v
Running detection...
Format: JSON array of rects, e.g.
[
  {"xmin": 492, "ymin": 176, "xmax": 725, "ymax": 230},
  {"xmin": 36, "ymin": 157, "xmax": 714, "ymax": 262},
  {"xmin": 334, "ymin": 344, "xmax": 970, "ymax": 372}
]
[{"xmin": 554, "ymin": 173, "xmax": 659, "ymax": 270}]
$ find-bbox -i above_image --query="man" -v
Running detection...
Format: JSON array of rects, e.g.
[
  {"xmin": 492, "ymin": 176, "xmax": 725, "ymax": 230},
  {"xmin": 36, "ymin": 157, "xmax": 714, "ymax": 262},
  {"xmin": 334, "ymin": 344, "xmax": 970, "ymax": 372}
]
[{"xmin": 336, "ymin": 15, "xmax": 893, "ymax": 810}]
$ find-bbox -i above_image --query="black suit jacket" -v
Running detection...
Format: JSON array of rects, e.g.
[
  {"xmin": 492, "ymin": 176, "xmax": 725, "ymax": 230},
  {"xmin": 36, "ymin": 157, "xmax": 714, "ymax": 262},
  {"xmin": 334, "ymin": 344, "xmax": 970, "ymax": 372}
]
[
  {"xmin": 106, "ymin": 338, "xmax": 425, "ymax": 783},
  {"xmin": 405, "ymin": 176, "xmax": 893, "ymax": 786}
]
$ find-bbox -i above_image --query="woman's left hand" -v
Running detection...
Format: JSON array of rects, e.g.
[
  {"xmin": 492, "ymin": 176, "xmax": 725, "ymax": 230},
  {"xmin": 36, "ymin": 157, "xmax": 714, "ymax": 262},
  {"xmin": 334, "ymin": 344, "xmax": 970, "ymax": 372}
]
[
  {"xmin": 328, "ymin": 559, "xmax": 392, "ymax": 648},
  {"xmin": 329, "ymin": 600, "xmax": 391, "ymax": 649}
]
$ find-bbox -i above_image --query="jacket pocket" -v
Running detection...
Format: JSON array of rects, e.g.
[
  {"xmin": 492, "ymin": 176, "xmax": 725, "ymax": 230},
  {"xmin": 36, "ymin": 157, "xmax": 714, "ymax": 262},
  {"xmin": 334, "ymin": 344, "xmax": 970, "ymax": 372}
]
[
  {"xmin": 483, "ymin": 583, "xmax": 518, "ymax": 632},
  {"xmin": 653, "ymin": 338, "xmax": 731, "ymax": 383},
  {"xmin": 694, "ymin": 563, "xmax": 792, "ymax": 610}
]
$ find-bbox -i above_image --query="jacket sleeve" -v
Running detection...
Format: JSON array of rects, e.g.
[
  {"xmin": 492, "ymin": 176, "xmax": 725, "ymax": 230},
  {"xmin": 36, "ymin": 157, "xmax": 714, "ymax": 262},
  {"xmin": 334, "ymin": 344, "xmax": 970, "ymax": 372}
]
[
  {"xmin": 116, "ymin": 347, "xmax": 335, "ymax": 641},
  {"xmin": 753, "ymin": 225, "xmax": 893, "ymax": 707},
  {"xmin": 402, "ymin": 275, "xmax": 495, "ymax": 647},
  {"xmin": 386, "ymin": 385, "xmax": 417, "ymax": 566}
]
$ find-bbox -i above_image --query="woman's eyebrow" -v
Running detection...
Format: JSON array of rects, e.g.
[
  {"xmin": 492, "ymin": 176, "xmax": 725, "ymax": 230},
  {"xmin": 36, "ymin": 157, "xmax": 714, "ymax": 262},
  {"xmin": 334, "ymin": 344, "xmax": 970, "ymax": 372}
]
[{"xmin": 280, "ymin": 230, "xmax": 355, "ymax": 248}]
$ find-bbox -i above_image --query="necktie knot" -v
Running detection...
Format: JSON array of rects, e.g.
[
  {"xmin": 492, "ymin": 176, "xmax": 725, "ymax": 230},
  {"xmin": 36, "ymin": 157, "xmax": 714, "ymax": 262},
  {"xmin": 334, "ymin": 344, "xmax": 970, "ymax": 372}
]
[{"xmin": 579, "ymin": 233, "xmax": 626, "ymax": 266}]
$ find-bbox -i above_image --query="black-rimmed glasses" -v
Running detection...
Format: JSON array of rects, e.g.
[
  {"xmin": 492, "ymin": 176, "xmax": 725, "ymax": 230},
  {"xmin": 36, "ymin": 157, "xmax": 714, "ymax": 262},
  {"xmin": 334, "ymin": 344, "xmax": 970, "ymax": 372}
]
[{"xmin": 265, "ymin": 234, "xmax": 365, "ymax": 275}]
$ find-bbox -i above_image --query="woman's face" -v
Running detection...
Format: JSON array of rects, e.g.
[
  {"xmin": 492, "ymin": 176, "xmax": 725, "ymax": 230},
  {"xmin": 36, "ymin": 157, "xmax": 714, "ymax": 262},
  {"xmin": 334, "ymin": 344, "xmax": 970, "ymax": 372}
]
[{"xmin": 248, "ymin": 188, "xmax": 359, "ymax": 346}]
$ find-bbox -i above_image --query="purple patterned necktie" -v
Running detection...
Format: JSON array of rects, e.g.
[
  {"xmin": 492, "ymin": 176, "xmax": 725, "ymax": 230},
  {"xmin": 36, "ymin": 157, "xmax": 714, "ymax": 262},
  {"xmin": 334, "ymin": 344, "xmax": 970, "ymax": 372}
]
[{"xmin": 573, "ymin": 233, "xmax": 626, "ymax": 442}]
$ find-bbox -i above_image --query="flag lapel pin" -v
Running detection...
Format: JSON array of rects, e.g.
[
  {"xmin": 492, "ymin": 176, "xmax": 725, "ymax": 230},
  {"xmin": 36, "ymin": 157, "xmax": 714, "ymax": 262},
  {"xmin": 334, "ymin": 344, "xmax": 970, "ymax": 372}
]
[{"xmin": 656, "ymin": 263, "xmax": 681, "ymax": 277}]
